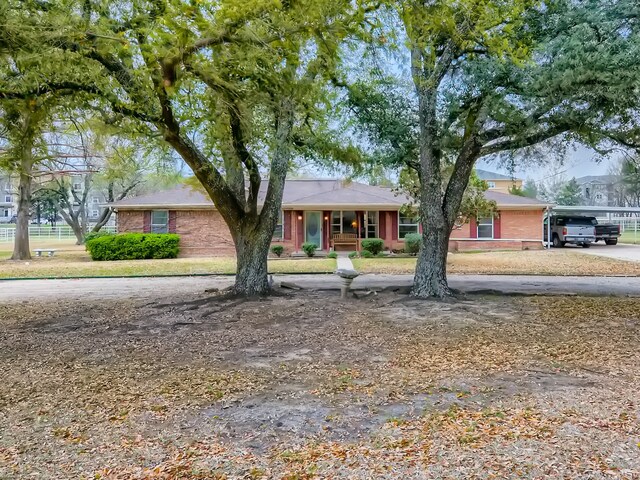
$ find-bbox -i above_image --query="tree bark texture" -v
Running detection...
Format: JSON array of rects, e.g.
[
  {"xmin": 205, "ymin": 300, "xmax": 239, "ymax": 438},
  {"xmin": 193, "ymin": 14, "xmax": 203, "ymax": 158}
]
[
  {"xmin": 11, "ymin": 169, "xmax": 32, "ymax": 260},
  {"xmin": 231, "ymin": 224, "xmax": 273, "ymax": 296}
]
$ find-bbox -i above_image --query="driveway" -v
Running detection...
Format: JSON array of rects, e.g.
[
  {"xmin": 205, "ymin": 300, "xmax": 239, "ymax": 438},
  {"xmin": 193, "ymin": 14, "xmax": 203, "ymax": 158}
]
[
  {"xmin": 2, "ymin": 273, "xmax": 640, "ymax": 302},
  {"xmin": 576, "ymin": 242, "xmax": 640, "ymax": 262}
]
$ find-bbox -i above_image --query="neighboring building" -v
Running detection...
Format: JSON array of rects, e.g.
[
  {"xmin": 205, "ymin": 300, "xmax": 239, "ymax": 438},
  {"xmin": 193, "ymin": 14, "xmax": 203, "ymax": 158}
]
[
  {"xmin": 112, "ymin": 179, "xmax": 550, "ymax": 256},
  {"xmin": 575, "ymin": 175, "xmax": 623, "ymax": 207},
  {"xmin": 475, "ymin": 169, "xmax": 522, "ymax": 194},
  {"xmin": 0, "ymin": 174, "xmax": 14, "ymax": 222}
]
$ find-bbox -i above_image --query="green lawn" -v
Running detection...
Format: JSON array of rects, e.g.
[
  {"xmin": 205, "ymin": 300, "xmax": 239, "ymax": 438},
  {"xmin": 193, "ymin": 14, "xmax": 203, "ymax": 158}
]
[
  {"xmin": 0, "ymin": 241, "xmax": 336, "ymax": 278},
  {"xmin": 619, "ymin": 231, "xmax": 640, "ymax": 245}
]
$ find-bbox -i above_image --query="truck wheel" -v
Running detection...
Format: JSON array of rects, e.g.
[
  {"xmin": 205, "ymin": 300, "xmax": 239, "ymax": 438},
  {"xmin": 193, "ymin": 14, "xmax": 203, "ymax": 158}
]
[
  {"xmin": 552, "ymin": 234, "xmax": 562, "ymax": 248},
  {"xmin": 582, "ymin": 243, "xmax": 591, "ymax": 248},
  {"xmin": 605, "ymin": 239, "xmax": 618, "ymax": 246}
]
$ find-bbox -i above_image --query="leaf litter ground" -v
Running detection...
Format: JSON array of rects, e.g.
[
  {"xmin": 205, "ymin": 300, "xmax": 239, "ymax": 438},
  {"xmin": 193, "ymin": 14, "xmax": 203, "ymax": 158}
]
[{"xmin": 0, "ymin": 288, "xmax": 638, "ymax": 479}]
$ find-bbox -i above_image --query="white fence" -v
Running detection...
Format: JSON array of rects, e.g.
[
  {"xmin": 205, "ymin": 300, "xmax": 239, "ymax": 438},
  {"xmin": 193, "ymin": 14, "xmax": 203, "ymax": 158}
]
[{"xmin": 0, "ymin": 226, "xmax": 117, "ymax": 243}]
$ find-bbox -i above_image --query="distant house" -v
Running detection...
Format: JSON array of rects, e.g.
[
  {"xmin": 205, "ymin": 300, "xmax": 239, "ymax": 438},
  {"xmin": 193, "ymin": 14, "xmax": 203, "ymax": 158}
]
[
  {"xmin": 576, "ymin": 175, "xmax": 623, "ymax": 207},
  {"xmin": 475, "ymin": 169, "xmax": 522, "ymax": 194},
  {"xmin": 0, "ymin": 174, "xmax": 15, "ymax": 222},
  {"xmin": 112, "ymin": 179, "xmax": 550, "ymax": 256}
]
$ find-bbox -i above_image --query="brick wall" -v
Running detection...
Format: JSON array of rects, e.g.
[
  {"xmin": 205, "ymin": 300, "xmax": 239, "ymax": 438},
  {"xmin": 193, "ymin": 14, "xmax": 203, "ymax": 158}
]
[
  {"xmin": 500, "ymin": 209, "xmax": 544, "ymax": 240},
  {"xmin": 175, "ymin": 210, "xmax": 235, "ymax": 256},
  {"xmin": 117, "ymin": 210, "xmax": 144, "ymax": 232}
]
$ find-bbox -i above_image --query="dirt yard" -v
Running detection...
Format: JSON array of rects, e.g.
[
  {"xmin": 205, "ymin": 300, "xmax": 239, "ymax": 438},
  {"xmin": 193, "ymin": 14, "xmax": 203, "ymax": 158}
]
[{"xmin": 0, "ymin": 288, "xmax": 638, "ymax": 479}]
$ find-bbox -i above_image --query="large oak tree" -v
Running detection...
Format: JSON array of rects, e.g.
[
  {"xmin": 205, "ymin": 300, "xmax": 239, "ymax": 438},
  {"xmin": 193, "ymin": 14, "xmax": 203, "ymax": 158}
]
[{"xmin": 1, "ymin": 0, "xmax": 369, "ymax": 295}]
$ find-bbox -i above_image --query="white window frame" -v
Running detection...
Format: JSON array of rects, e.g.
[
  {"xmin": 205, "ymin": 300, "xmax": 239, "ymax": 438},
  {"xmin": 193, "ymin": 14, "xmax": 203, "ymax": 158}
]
[
  {"xmin": 272, "ymin": 210, "xmax": 284, "ymax": 239},
  {"xmin": 4, "ymin": 195, "xmax": 11, "ymax": 203},
  {"xmin": 91, "ymin": 209, "xmax": 100, "ymax": 217},
  {"xmin": 486, "ymin": 181, "xmax": 496, "ymax": 189},
  {"xmin": 331, "ymin": 211, "xmax": 379, "ymax": 238},
  {"xmin": 72, "ymin": 182, "xmax": 82, "ymax": 191},
  {"xmin": 477, "ymin": 217, "xmax": 494, "ymax": 239},
  {"xmin": 92, "ymin": 197, "xmax": 100, "ymax": 204},
  {"xmin": 398, "ymin": 213, "xmax": 420, "ymax": 239},
  {"xmin": 151, "ymin": 210, "xmax": 169, "ymax": 234}
]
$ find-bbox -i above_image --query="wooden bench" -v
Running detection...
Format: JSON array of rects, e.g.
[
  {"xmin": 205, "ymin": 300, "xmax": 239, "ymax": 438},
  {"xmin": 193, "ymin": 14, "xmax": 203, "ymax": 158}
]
[
  {"xmin": 331, "ymin": 233, "xmax": 359, "ymax": 251},
  {"xmin": 34, "ymin": 248, "xmax": 57, "ymax": 257}
]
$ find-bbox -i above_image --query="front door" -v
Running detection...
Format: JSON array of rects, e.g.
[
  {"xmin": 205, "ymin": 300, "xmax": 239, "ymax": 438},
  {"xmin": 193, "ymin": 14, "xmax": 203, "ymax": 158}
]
[{"xmin": 305, "ymin": 211, "xmax": 323, "ymax": 249}]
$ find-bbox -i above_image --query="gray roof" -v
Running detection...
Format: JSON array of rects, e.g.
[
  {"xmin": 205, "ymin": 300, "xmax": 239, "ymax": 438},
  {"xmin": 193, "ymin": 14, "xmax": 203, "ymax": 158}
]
[
  {"xmin": 475, "ymin": 169, "xmax": 518, "ymax": 181},
  {"xmin": 575, "ymin": 175, "xmax": 621, "ymax": 185},
  {"xmin": 111, "ymin": 179, "xmax": 548, "ymax": 210}
]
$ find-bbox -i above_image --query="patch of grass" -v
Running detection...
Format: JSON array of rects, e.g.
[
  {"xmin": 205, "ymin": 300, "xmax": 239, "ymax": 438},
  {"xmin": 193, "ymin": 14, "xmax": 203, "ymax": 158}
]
[
  {"xmin": 619, "ymin": 231, "xmax": 640, "ymax": 245},
  {"xmin": 0, "ymin": 248, "xmax": 336, "ymax": 278},
  {"xmin": 352, "ymin": 250, "xmax": 640, "ymax": 276}
]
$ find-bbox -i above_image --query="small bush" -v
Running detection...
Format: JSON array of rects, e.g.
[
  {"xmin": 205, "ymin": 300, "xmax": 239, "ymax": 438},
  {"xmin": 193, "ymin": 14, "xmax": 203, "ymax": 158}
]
[
  {"xmin": 270, "ymin": 245, "xmax": 284, "ymax": 257},
  {"xmin": 84, "ymin": 230, "xmax": 114, "ymax": 244},
  {"xmin": 86, "ymin": 233, "xmax": 180, "ymax": 261},
  {"xmin": 360, "ymin": 249, "xmax": 374, "ymax": 258},
  {"xmin": 348, "ymin": 251, "xmax": 358, "ymax": 259},
  {"xmin": 301, "ymin": 242, "xmax": 318, "ymax": 258},
  {"xmin": 327, "ymin": 251, "xmax": 338, "ymax": 259},
  {"xmin": 361, "ymin": 238, "xmax": 384, "ymax": 255},
  {"xmin": 404, "ymin": 233, "xmax": 422, "ymax": 255}
]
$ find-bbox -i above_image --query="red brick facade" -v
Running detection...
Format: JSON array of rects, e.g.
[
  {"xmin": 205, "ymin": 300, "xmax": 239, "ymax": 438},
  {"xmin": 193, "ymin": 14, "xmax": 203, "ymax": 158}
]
[{"xmin": 116, "ymin": 207, "xmax": 545, "ymax": 257}]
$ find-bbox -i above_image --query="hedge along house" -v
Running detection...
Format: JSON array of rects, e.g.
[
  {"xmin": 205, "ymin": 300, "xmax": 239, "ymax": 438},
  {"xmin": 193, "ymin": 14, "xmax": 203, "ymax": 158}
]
[{"xmin": 111, "ymin": 179, "xmax": 551, "ymax": 256}]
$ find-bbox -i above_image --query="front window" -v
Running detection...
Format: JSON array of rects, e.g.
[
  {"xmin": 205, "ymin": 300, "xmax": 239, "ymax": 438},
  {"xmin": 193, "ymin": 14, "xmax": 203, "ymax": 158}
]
[
  {"xmin": 331, "ymin": 211, "xmax": 379, "ymax": 238},
  {"xmin": 273, "ymin": 210, "xmax": 284, "ymax": 239},
  {"xmin": 477, "ymin": 217, "xmax": 494, "ymax": 239},
  {"xmin": 399, "ymin": 214, "xmax": 419, "ymax": 239},
  {"xmin": 151, "ymin": 210, "xmax": 169, "ymax": 233}
]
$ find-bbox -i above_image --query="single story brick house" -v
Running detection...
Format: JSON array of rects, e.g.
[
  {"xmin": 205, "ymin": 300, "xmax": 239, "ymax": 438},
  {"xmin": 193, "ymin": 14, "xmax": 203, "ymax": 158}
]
[{"xmin": 111, "ymin": 179, "xmax": 550, "ymax": 256}]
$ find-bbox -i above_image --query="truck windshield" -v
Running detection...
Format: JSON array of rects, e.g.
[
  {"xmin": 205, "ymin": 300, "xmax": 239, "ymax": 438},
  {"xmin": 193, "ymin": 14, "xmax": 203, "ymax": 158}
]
[{"xmin": 558, "ymin": 217, "xmax": 597, "ymax": 226}]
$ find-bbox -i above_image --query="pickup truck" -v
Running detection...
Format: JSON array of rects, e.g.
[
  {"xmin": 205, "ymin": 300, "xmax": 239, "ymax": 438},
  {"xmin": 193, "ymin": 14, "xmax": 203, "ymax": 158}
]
[
  {"xmin": 544, "ymin": 215, "xmax": 596, "ymax": 248},
  {"xmin": 593, "ymin": 220, "xmax": 621, "ymax": 245}
]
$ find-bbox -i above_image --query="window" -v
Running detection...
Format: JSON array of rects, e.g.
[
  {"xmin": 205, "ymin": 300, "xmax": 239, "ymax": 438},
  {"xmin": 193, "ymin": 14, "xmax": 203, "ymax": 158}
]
[
  {"xmin": 273, "ymin": 210, "xmax": 284, "ymax": 239},
  {"xmin": 487, "ymin": 181, "xmax": 496, "ymax": 189},
  {"xmin": 92, "ymin": 197, "xmax": 99, "ymax": 204},
  {"xmin": 399, "ymin": 214, "xmax": 419, "ymax": 239},
  {"xmin": 595, "ymin": 193, "xmax": 604, "ymax": 201},
  {"xmin": 151, "ymin": 210, "xmax": 169, "ymax": 233},
  {"xmin": 73, "ymin": 182, "xmax": 82, "ymax": 191},
  {"xmin": 477, "ymin": 217, "xmax": 494, "ymax": 239},
  {"xmin": 331, "ymin": 211, "xmax": 379, "ymax": 238},
  {"xmin": 2, "ymin": 209, "xmax": 8, "ymax": 217},
  {"xmin": 91, "ymin": 210, "xmax": 99, "ymax": 217},
  {"xmin": 364, "ymin": 211, "xmax": 378, "ymax": 238},
  {"xmin": 4, "ymin": 195, "xmax": 11, "ymax": 203}
]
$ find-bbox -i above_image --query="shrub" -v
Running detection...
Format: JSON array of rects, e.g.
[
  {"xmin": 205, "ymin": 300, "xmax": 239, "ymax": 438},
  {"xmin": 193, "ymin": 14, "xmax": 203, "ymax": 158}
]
[
  {"xmin": 360, "ymin": 249, "xmax": 374, "ymax": 258},
  {"xmin": 84, "ymin": 230, "xmax": 114, "ymax": 244},
  {"xmin": 348, "ymin": 251, "xmax": 358, "ymax": 259},
  {"xmin": 86, "ymin": 233, "xmax": 180, "ymax": 261},
  {"xmin": 327, "ymin": 251, "xmax": 338, "ymax": 259},
  {"xmin": 361, "ymin": 238, "xmax": 384, "ymax": 255},
  {"xmin": 404, "ymin": 233, "xmax": 422, "ymax": 255},
  {"xmin": 301, "ymin": 242, "xmax": 318, "ymax": 258},
  {"xmin": 270, "ymin": 245, "xmax": 284, "ymax": 257}
]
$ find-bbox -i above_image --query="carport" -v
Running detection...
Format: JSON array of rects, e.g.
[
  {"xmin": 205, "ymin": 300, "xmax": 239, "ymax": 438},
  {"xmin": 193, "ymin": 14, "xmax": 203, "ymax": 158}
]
[{"xmin": 546, "ymin": 205, "xmax": 640, "ymax": 248}]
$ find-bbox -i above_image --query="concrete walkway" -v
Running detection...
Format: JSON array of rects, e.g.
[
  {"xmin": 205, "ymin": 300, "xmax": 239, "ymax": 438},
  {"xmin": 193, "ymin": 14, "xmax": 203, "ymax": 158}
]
[
  {"xmin": 335, "ymin": 252, "xmax": 355, "ymax": 271},
  {"xmin": 576, "ymin": 243, "xmax": 640, "ymax": 263},
  {"xmin": 2, "ymin": 274, "xmax": 640, "ymax": 302}
]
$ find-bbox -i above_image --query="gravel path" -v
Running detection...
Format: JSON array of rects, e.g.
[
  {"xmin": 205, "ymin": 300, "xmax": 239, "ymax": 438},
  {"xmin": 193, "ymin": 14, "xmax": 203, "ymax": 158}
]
[{"xmin": 1, "ymin": 273, "xmax": 640, "ymax": 301}]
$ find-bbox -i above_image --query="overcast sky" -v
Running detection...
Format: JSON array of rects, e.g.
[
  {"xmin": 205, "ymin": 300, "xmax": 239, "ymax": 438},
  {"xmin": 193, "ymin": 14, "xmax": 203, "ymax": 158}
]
[{"xmin": 477, "ymin": 144, "xmax": 621, "ymax": 184}]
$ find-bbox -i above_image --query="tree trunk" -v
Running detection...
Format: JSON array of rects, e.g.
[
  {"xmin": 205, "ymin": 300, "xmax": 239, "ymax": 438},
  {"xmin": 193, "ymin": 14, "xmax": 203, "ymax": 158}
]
[
  {"xmin": 231, "ymin": 225, "xmax": 272, "ymax": 296},
  {"xmin": 91, "ymin": 207, "xmax": 113, "ymax": 232},
  {"xmin": 11, "ymin": 170, "xmax": 32, "ymax": 260},
  {"xmin": 412, "ymin": 222, "xmax": 452, "ymax": 298}
]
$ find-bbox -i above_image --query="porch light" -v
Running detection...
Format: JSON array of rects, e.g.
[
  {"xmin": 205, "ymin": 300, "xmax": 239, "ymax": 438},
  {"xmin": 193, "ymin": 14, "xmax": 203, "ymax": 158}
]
[
  {"xmin": 297, "ymin": 215, "xmax": 303, "ymax": 221},
  {"xmin": 351, "ymin": 220, "xmax": 357, "ymax": 228},
  {"xmin": 324, "ymin": 216, "xmax": 328, "ymax": 221}
]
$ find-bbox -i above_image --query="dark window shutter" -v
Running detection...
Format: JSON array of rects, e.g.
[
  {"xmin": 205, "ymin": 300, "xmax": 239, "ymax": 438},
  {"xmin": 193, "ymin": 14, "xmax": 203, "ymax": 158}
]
[
  {"xmin": 493, "ymin": 214, "xmax": 501, "ymax": 239},
  {"xmin": 379, "ymin": 211, "xmax": 387, "ymax": 240},
  {"xmin": 143, "ymin": 211, "xmax": 151, "ymax": 233},
  {"xmin": 470, "ymin": 217, "xmax": 478, "ymax": 239},
  {"xmin": 391, "ymin": 212, "xmax": 398, "ymax": 240},
  {"xmin": 168, "ymin": 211, "xmax": 177, "ymax": 233},
  {"xmin": 284, "ymin": 211, "xmax": 292, "ymax": 240}
]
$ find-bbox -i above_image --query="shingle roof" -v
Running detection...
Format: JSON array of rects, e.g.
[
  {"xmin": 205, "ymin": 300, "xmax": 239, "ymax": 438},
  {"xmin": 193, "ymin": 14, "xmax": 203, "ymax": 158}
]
[
  {"xmin": 111, "ymin": 179, "xmax": 548, "ymax": 210},
  {"xmin": 475, "ymin": 169, "xmax": 518, "ymax": 181}
]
